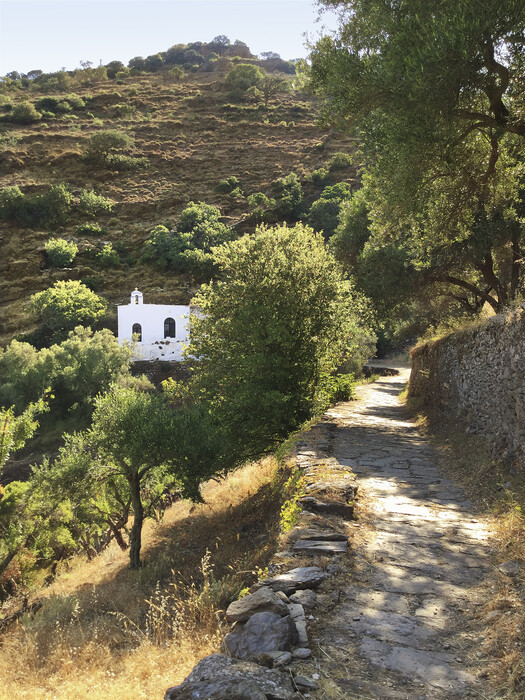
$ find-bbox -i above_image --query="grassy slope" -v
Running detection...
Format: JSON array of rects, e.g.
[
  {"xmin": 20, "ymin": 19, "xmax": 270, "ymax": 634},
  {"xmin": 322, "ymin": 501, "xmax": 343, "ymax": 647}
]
[{"xmin": 0, "ymin": 70, "xmax": 356, "ymax": 343}]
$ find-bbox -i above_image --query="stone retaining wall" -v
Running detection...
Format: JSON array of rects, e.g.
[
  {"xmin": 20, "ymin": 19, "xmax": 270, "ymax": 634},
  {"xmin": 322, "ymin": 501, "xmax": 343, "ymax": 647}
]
[{"xmin": 409, "ymin": 308, "xmax": 525, "ymax": 471}]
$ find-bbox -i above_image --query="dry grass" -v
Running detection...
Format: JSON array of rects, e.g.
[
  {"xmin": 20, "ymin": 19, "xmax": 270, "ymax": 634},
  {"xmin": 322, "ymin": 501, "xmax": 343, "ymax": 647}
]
[{"xmin": 0, "ymin": 456, "xmax": 290, "ymax": 699}]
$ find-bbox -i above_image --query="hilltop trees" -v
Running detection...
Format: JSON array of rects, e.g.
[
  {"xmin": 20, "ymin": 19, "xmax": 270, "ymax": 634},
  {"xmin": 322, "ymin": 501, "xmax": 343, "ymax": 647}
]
[{"xmin": 310, "ymin": 0, "xmax": 525, "ymax": 314}]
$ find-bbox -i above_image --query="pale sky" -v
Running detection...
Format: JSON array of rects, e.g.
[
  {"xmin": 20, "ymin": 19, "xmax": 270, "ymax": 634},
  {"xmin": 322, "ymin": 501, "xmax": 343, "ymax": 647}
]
[{"xmin": 0, "ymin": 0, "xmax": 340, "ymax": 75}]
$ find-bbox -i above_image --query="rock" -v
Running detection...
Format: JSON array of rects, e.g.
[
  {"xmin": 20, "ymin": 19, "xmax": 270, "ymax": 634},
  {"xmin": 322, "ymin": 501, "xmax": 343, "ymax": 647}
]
[
  {"xmin": 225, "ymin": 587, "xmax": 289, "ymax": 623},
  {"xmin": 165, "ymin": 653, "xmax": 301, "ymax": 700},
  {"xmin": 298, "ymin": 496, "xmax": 355, "ymax": 519},
  {"xmin": 222, "ymin": 612, "xmax": 298, "ymax": 660},
  {"xmin": 293, "ymin": 528, "xmax": 348, "ymax": 542},
  {"xmin": 306, "ymin": 480, "xmax": 358, "ymax": 499},
  {"xmin": 293, "ymin": 675, "xmax": 319, "ymax": 690},
  {"xmin": 292, "ymin": 647, "xmax": 312, "ymax": 660},
  {"xmin": 498, "ymin": 560, "xmax": 521, "ymax": 576},
  {"xmin": 294, "ymin": 619, "xmax": 309, "ymax": 647},
  {"xmin": 275, "ymin": 590, "xmax": 291, "ymax": 604},
  {"xmin": 256, "ymin": 566, "xmax": 329, "ymax": 595},
  {"xmin": 287, "ymin": 603, "xmax": 306, "ymax": 622},
  {"xmin": 289, "ymin": 589, "xmax": 317, "ymax": 608},
  {"xmin": 293, "ymin": 539, "xmax": 347, "ymax": 555},
  {"xmin": 256, "ymin": 650, "xmax": 293, "ymax": 668}
]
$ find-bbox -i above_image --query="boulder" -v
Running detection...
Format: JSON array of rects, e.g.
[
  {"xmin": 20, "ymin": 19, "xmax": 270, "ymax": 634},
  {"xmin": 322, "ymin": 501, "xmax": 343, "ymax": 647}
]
[
  {"xmin": 225, "ymin": 587, "xmax": 289, "ymax": 623},
  {"xmin": 165, "ymin": 653, "xmax": 301, "ymax": 700},
  {"xmin": 222, "ymin": 612, "xmax": 298, "ymax": 660}
]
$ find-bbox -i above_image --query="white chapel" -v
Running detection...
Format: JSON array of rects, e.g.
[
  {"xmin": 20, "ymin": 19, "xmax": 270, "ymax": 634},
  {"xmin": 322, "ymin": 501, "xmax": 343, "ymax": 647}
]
[{"xmin": 117, "ymin": 289, "xmax": 190, "ymax": 361}]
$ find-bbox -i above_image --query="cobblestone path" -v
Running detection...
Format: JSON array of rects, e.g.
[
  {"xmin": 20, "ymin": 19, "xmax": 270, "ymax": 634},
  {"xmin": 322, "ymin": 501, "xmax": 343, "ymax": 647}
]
[{"xmin": 318, "ymin": 369, "xmax": 492, "ymax": 699}]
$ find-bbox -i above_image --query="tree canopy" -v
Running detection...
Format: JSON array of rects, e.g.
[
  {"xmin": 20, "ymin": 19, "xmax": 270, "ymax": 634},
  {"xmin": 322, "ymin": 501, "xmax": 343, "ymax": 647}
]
[
  {"xmin": 310, "ymin": 0, "xmax": 525, "ymax": 316},
  {"xmin": 28, "ymin": 281, "xmax": 108, "ymax": 343},
  {"xmin": 187, "ymin": 223, "xmax": 374, "ymax": 459}
]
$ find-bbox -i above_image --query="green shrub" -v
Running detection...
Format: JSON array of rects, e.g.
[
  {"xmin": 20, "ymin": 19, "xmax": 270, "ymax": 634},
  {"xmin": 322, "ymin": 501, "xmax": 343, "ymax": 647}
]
[
  {"xmin": 329, "ymin": 373, "xmax": 355, "ymax": 403},
  {"xmin": 44, "ymin": 238, "xmax": 78, "ymax": 267},
  {"xmin": 143, "ymin": 202, "xmax": 234, "ymax": 276},
  {"xmin": 105, "ymin": 154, "xmax": 147, "ymax": 171},
  {"xmin": 271, "ymin": 172, "xmax": 305, "ymax": 220},
  {"xmin": 247, "ymin": 192, "xmax": 276, "ymax": 221},
  {"xmin": 28, "ymin": 281, "xmax": 108, "ymax": 343},
  {"xmin": 0, "ymin": 184, "xmax": 72, "ymax": 226},
  {"xmin": 225, "ymin": 64, "xmax": 264, "ymax": 92},
  {"xmin": 75, "ymin": 222, "xmax": 105, "ymax": 236},
  {"xmin": 80, "ymin": 276, "xmax": 102, "ymax": 292},
  {"xmin": 328, "ymin": 152, "xmax": 353, "ymax": 171},
  {"xmin": 84, "ymin": 130, "xmax": 134, "ymax": 167},
  {"xmin": 216, "ymin": 176, "xmax": 240, "ymax": 194},
  {"xmin": 0, "ymin": 95, "xmax": 13, "ymax": 111},
  {"xmin": 0, "ymin": 186, "xmax": 25, "ymax": 219},
  {"xmin": 96, "ymin": 243, "xmax": 119, "ymax": 268},
  {"xmin": 308, "ymin": 167, "xmax": 330, "ymax": 186},
  {"xmin": 114, "ymin": 103, "xmax": 135, "ymax": 118},
  {"xmin": 8, "ymin": 101, "xmax": 41, "ymax": 124},
  {"xmin": 37, "ymin": 184, "xmax": 73, "ymax": 225},
  {"xmin": 78, "ymin": 189, "xmax": 114, "ymax": 216}
]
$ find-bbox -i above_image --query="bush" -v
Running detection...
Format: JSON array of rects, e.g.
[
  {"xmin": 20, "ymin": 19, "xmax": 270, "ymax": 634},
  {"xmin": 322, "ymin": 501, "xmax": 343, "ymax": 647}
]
[
  {"xmin": 143, "ymin": 203, "xmax": 234, "ymax": 276},
  {"xmin": 247, "ymin": 192, "xmax": 276, "ymax": 221},
  {"xmin": 78, "ymin": 189, "xmax": 114, "ymax": 216},
  {"xmin": 96, "ymin": 243, "xmax": 119, "ymax": 268},
  {"xmin": 307, "ymin": 185, "xmax": 353, "ymax": 239},
  {"xmin": 7, "ymin": 102, "xmax": 41, "ymax": 124},
  {"xmin": 225, "ymin": 64, "xmax": 264, "ymax": 94},
  {"xmin": 216, "ymin": 176, "xmax": 240, "ymax": 194},
  {"xmin": 0, "ymin": 184, "xmax": 72, "ymax": 227},
  {"xmin": 44, "ymin": 238, "xmax": 78, "ymax": 267},
  {"xmin": 0, "ymin": 186, "xmax": 24, "ymax": 219},
  {"xmin": 75, "ymin": 222, "xmax": 105, "ymax": 236},
  {"xmin": 114, "ymin": 103, "xmax": 135, "ymax": 118},
  {"xmin": 328, "ymin": 152, "xmax": 353, "ymax": 171},
  {"xmin": 308, "ymin": 167, "xmax": 330, "ymax": 186},
  {"xmin": 28, "ymin": 281, "xmax": 108, "ymax": 342},
  {"xmin": 105, "ymin": 154, "xmax": 147, "ymax": 171},
  {"xmin": 271, "ymin": 172, "xmax": 305, "ymax": 220},
  {"xmin": 84, "ymin": 130, "xmax": 134, "ymax": 167}
]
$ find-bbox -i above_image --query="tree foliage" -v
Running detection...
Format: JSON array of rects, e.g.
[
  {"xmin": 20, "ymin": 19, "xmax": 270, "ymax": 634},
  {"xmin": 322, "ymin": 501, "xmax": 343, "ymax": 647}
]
[
  {"xmin": 310, "ymin": 0, "xmax": 525, "ymax": 315},
  {"xmin": 143, "ymin": 202, "xmax": 234, "ymax": 277},
  {"xmin": 28, "ymin": 281, "xmax": 107, "ymax": 343},
  {"xmin": 187, "ymin": 223, "xmax": 374, "ymax": 460}
]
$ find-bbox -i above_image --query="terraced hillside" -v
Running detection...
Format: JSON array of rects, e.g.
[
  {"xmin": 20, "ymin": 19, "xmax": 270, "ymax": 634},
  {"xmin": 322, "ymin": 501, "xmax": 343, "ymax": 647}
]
[{"xmin": 0, "ymin": 68, "xmax": 357, "ymax": 344}]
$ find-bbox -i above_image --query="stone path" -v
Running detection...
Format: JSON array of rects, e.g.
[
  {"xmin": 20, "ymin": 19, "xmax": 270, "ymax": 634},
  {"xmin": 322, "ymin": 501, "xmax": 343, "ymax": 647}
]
[{"xmin": 317, "ymin": 369, "xmax": 492, "ymax": 699}]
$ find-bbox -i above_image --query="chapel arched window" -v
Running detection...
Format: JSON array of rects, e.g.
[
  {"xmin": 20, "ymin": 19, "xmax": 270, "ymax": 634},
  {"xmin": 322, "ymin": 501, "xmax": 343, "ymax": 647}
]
[
  {"xmin": 164, "ymin": 317, "xmax": 176, "ymax": 338},
  {"xmin": 132, "ymin": 323, "xmax": 142, "ymax": 342}
]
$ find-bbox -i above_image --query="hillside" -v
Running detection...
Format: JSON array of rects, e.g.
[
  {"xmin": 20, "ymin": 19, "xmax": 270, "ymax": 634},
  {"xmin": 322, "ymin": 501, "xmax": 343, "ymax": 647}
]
[{"xmin": 0, "ymin": 60, "xmax": 357, "ymax": 345}]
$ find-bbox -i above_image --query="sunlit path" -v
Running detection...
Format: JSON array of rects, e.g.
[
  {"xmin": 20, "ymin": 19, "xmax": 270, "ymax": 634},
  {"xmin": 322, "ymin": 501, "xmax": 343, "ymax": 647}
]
[{"xmin": 318, "ymin": 369, "xmax": 492, "ymax": 699}]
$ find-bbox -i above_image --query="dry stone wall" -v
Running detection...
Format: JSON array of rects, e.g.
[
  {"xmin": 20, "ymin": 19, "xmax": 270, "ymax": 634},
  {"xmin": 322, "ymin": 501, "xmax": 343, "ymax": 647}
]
[{"xmin": 409, "ymin": 307, "xmax": 525, "ymax": 471}]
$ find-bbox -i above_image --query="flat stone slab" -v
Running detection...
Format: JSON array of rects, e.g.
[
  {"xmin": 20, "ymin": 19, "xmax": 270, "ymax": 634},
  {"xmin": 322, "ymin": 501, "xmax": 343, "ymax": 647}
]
[
  {"xmin": 256, "ymin": 567, "xmax": 329, "ymax": 595},
  {"xmin": 364, "ymin": 541, "xmax": 490, "ymax": 571},
  {"xmin": 360, "ymin": 637, "xmax": 478, "ymax": 692},
  {"xmin": 345, "ymin": 587, "xmax": 411, "ymax": 615},
  {"xmin": 298, "ymin": 496, "xmax": 354, "ymax": 518},
  {"xmin": 371, "ymin": 563, "xmax": 479, "ymax": 598},
  {"xmin": 340, "ymin": 604, "xmax": 445, "ymax": 649},
  {"xmin": 293, "ymin": 539, "xmax": 347, "ymax": 555},
  {"xmin": 292, "ymin": 528, "xmax": 348, "ymax": 541},
  {"xmin": 372, "ymin": 517, "xmax": 489, "ymax": 542}
]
